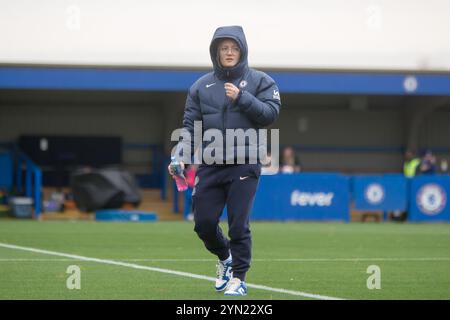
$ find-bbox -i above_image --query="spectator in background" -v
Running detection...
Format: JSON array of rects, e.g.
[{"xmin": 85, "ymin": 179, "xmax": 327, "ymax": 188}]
[
  {"xmin": 392, "ymin": 149, "xmax": 420, "ymax": 221},
  {"xmin": 280, "ymin": 146, "xmax": 301, "ymax": 174},
  {"xmin": 261, "ymin": 152, "xmax": 279, "ymax": 175},
  {"xmin": 440, "ymin": 159, "xmax": 448, "ymax": 173},
  {"xmin": 403, "ymin": 149, "xmax": 421, "ymax": 178},
  {"xmin": 418, "ymin": 150, "xmax": 437, "ymax": 175}
]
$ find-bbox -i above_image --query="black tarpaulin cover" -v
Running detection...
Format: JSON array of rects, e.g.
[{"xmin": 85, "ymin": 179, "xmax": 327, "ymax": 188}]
[{"xmin": 71, "ymin": 168, "xmax": 141, "ymax": 212}]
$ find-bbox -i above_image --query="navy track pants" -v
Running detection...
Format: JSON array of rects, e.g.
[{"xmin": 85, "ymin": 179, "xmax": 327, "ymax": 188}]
[{"xmin": 192, "ymin": 164, "xmax": 261, "ymax": 281}]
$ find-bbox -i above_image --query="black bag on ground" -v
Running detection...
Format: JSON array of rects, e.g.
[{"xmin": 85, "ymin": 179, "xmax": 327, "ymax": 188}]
[{"xmin": 71, "ymin": 168, "xmax": 141, "ymax": 212}]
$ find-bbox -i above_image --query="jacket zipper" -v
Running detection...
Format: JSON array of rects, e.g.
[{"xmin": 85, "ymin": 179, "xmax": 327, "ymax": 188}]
[
  {"xmin": 222, "ymin": 73, "xmax": 244, "ymax": 133},
  {"xmin": 222, "ymin": 100, "xmax": 228, "ymax": 133},
  {"xmin": 222, "ymin": 71, "xmax": 231, "ymax": 133}
]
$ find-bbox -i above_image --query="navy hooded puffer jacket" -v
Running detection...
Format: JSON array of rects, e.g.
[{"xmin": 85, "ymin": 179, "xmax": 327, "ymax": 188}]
[{"xmin": 175, "ymin": 25, "xmax": 281, "ymax": 164}]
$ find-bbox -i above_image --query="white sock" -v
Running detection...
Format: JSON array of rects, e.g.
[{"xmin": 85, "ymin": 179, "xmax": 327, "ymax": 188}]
[{"xmin": 221, "ymin": 254, "xmax": 232, "ymax": 264}]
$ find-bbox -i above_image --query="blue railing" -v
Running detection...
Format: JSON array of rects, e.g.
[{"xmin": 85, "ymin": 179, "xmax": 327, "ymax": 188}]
[
  {"xmin": 15, "ymin": 151, "xmax": 42, "ymax": 219},
  {"xmin": 0, "ymin": 142, "xmax": 43, "ymax": 219}
]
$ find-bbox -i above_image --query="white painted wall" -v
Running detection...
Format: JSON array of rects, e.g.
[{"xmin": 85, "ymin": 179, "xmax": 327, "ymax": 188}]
[{"xmin": 1, "ymin": 0, "xmax": 449, "ymax": 71}]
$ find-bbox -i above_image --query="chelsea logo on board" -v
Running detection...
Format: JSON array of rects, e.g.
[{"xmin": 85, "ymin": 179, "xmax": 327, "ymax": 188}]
[
  {"xmin": 364, "ymin": 183, "xmax": 385, "ymax": 205},
  {"xmin": 416, "ymin": 183, "xmax": 446, "ymax": 215}
]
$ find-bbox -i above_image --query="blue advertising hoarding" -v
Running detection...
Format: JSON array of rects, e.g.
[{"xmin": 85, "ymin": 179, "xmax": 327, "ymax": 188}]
[
  {"xmin": 250, "ymin": 173, "xmax": 350, "ymax": 221},
  {"xmin": 352, "ymin": 174, "xmax": 408, "ymax": 211},
  {"xmin": 188, "ymin": 173, "xmax": 450, "ymax": 222},
  {"xmin": 409, "ymin": 175, "xmax": 450, "ymax": 222}
]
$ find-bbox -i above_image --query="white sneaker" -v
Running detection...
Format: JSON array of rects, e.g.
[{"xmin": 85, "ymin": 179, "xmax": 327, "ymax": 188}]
[
  {"xmin": 224, "ymin": 278, "xmax": 247, "ymax": 296},
  {"xmin": 215, "ymin": 259, "xmax": 232, "ymax": 291}
]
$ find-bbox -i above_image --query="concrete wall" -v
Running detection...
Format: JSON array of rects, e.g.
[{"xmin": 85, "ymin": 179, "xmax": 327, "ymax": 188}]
[
  {"xmin": 0, "ymin": 104, "xmax": 163, "ymax": 143},
  {"xmin": 421, "ymin": 110, "xmax": 450, "ymax": 149},
  {"xmin": 275, "ymin": 97, "xmax": 405, "ymax": 173},
  {"xmin": 1, "ymin": 91, "xmax": 449, "ymax": 174},
  {"xmin": 0, "ymin": 91, "xmax": 170, "ymax": 174}
]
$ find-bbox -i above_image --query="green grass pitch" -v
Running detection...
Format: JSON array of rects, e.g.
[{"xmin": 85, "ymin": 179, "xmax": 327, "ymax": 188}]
[{"xmin": 0, "ymin": 220, "xmax": 449, "ymax": 300}]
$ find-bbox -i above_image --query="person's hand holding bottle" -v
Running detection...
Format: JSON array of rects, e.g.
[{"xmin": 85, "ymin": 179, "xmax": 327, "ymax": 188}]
[{"xmin": 168, "ymin": 157, "xmax": 188, "ymax": 191}]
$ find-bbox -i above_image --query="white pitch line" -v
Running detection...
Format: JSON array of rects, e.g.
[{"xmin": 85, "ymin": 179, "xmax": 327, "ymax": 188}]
[
  {"xmin": 0, "ymin": 258, "xmax": 78, "ymax": 261},
  {"xmin": 0, "ymin": 242, "xmax": 342, "ymax": 300}
]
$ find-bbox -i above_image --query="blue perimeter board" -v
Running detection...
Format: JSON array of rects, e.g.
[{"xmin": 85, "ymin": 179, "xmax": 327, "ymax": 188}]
[
  {"xmin": 95, "ymin": 210, "xmax": 157, "ymax": 222},
  {"xmin": 1, "ymin": 66, "xmax": 450, "ymax": 95}
]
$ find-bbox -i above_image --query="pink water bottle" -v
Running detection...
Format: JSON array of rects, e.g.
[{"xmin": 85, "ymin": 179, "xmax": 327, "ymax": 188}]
[{"xmin": 170, "ymin": 156, "xmax": 188, "ymax": 192}]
